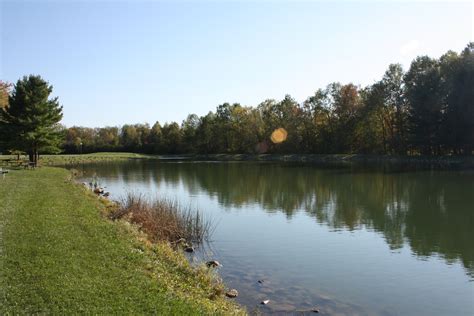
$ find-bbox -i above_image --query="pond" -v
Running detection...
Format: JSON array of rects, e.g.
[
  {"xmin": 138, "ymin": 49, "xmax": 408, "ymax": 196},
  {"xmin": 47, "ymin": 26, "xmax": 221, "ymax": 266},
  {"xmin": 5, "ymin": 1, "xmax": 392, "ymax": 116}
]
[{"xmin": 72, "ymin": 160, "xmax": 474, "ymax": 315}]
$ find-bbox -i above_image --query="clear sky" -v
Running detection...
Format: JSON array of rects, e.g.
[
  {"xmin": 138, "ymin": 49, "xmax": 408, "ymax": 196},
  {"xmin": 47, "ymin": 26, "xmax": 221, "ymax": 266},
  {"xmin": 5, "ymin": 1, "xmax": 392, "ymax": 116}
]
[{"xmin": 1, "ymin": 0, "xmax": 472, "ymax": 127}]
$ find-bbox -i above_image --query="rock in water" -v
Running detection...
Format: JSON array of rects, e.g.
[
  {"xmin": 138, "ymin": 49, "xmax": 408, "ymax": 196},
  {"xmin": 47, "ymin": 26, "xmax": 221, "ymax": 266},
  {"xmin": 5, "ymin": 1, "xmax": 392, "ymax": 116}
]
[
  {"xmin": 206, "ymin": 260, "xmax": 221, "ymax": 268},
  {"xmin": 261, "ymin": 300, "xmax": 270, "ymax": 305},
  {"xmin": 184, "ymin": 246, "xmax": 194, "ymax": 253},
  {"xmin": 225, "ymin": 289, "xmax": 239, "ymax": 298},
  {"xmin": 93, "ymin": 187, "xmax": 104, "ymax": 194}
]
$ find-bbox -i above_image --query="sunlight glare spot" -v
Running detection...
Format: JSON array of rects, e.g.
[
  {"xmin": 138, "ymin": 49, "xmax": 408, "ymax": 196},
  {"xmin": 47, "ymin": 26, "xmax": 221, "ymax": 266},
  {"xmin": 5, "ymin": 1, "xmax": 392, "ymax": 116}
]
[{"xmin": 270, "ymin": 128, "xmax": 288, "ymax": 144}]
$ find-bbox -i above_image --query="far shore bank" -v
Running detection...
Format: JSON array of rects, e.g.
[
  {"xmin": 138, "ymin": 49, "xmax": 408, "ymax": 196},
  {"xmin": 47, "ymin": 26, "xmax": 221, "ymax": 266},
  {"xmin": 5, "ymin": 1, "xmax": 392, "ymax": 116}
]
[
  {"xmin": 2, "ymin": 152, "xmax": 474, "ymax": 169},
  {"xmin": 159, "ymin": 153, "xmax": 474, "ymax": 169}
]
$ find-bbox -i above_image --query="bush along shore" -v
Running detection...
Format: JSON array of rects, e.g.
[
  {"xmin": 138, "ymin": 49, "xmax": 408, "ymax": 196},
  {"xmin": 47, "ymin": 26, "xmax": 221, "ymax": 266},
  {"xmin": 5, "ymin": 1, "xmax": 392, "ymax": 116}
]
[
  {"xmin": 109, "ymin": 193, "xmax": 214, "ymax": 248},
  {"xmin": 0, "ymin": 167, "xmax": 245, "ymax": 315}
]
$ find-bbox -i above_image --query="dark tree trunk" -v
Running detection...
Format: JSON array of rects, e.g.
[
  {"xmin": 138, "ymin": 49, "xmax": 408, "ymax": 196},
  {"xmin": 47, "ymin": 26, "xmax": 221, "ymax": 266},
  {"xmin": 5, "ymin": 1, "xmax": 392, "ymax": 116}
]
[
  {"xmin": 29, "ymin": 146, "xmax": 38, "ymax": 167},
  {"xmin": 34, "ymin": 149, "xmax": 38, "ymax": 167}
]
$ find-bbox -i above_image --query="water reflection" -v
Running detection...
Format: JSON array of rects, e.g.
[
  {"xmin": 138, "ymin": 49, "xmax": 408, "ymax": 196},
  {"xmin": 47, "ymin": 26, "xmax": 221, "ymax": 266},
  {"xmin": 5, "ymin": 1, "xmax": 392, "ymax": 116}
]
[{"xmin": 75, "ymin": 160, "xmax": 474, "ymax": 278}]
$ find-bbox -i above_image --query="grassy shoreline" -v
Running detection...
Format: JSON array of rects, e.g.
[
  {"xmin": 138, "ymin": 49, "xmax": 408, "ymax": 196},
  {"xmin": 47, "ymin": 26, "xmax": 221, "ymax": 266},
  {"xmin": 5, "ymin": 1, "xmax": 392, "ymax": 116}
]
[
  {"xmin": 0, "ymin": 167, "xmax": 243, "ymax": 314},
  {"xmin": 1, "ymin": 152, "xmax": 471, "ymax": 169}
]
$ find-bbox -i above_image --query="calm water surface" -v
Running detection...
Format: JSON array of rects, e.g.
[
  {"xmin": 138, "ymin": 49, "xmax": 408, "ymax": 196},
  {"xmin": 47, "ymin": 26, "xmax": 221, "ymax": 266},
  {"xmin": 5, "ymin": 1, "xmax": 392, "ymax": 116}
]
[{"xmin": 73, "ymin": 161, "xmax": 474, "ymax": 315}]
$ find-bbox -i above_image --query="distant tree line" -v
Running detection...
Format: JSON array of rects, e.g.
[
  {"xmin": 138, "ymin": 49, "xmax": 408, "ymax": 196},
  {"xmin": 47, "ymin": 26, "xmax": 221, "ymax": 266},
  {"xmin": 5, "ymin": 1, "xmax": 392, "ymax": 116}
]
[
  {"xmin": 1, "ymin": 43, "xmax": 473, "ymax": 158},
  {"xmin": 62, "ymin": 44, "xmax": 473, "ymax": 156}
]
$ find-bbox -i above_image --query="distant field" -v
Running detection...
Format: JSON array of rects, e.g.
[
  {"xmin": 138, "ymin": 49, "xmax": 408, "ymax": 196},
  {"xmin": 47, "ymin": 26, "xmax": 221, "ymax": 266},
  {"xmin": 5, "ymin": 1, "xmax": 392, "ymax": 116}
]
[{"xmin": 0, "ymin": 152, "xmax": 156, "ymax": 166}]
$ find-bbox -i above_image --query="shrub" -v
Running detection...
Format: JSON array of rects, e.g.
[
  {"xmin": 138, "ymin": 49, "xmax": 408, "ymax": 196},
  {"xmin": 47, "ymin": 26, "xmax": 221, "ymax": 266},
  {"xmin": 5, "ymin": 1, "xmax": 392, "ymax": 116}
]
[{"xmin": 110, "ymin": 193, "xmax": 213, "ymax": 244}]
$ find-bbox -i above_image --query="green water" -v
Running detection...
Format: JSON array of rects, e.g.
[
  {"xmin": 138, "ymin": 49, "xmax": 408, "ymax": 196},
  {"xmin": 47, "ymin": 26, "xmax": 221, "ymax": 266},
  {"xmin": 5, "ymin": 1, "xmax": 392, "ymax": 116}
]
[{"xmin": 75, "ymin": 160, "xmax": 474, "ymax": 315}]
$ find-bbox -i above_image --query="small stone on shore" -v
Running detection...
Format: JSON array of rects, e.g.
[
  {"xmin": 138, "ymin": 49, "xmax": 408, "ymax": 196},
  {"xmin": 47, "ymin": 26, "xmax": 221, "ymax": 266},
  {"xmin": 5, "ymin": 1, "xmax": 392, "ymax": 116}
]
[{"xmin": 206, "ymin": 260, "xmax": 221, "ymax": 268}]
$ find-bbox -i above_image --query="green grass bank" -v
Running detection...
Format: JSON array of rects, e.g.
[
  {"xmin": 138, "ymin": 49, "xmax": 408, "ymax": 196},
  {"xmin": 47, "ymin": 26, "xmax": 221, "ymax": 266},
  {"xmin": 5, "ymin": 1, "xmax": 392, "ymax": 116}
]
[{"xmin": 0, "ymin": 167, "xmax": 243, "ymax": 315}]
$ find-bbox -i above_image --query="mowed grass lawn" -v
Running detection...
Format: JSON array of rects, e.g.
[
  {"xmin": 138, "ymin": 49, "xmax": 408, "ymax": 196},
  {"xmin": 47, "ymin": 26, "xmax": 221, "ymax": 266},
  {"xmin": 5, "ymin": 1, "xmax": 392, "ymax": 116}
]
[{"xmin": 0, "ymin": 167, "xmax": 241, "ymax": 315}]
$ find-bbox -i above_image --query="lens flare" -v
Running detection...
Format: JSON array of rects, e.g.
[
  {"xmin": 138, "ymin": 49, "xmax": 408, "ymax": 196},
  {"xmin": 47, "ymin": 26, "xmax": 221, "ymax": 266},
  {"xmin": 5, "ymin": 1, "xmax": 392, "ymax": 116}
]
[{"xmin": 270, "ymin": 128, "xmax": 288, "ymax": 144}]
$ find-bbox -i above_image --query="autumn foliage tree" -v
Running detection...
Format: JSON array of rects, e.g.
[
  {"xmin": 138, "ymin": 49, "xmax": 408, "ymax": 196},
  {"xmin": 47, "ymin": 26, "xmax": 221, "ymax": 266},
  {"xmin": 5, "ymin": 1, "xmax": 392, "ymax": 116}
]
[{"xmin": 0, "ymin": 81, "xmax": 11, "ymax": 110}]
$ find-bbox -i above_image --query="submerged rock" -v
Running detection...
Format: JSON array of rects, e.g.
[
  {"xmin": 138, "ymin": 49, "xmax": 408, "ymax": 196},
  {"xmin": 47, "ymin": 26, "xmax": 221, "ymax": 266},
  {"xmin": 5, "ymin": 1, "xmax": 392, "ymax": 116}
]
[
  {"xmin": 270, "ymin": 303, "xmax": 296, "ymax": 312},
  {"xmin": 225, "ymin": 289, "xmax": 239, "ymax": 298},
  {"xmin": 295, "ymin": 307, "xmax": 320, "ymax": 314}
]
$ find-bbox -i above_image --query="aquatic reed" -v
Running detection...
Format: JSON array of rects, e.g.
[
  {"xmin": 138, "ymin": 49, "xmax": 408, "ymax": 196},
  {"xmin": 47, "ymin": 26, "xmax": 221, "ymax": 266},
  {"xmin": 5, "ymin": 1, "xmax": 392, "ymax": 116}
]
[{"xmin": 110, "ymin": 193, "xmax": 213, "ymax": 244}]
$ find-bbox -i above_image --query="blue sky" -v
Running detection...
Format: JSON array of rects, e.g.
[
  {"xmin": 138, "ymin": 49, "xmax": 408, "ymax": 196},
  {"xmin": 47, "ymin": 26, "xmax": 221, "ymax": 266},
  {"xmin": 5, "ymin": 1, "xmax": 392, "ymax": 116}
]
[{"xmin": 1, "ymin": 1, "xmax": 472, "ymax": 127}]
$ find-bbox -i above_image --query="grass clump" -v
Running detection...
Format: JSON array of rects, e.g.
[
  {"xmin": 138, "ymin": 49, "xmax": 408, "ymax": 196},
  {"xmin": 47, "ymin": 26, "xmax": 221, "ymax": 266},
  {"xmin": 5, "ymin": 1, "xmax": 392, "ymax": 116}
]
[{"xmin": 110, "ymin": 193, "xmax": 213, "ymax": 245}]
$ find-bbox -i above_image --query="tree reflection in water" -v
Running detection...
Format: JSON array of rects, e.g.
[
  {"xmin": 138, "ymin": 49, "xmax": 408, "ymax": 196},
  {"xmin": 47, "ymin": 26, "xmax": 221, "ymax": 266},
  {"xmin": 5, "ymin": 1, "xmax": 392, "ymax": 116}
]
[{"xmin": 77, "ymin": 160, "xmax": 474, "ymax": 277}]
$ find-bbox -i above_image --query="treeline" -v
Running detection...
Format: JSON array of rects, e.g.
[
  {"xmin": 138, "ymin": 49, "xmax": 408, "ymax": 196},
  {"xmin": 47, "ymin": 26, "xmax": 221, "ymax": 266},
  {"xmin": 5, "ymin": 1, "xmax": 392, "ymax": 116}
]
[{"xmin": 52, "ymin": 43, "xmax": 474, "ymax": 156}]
